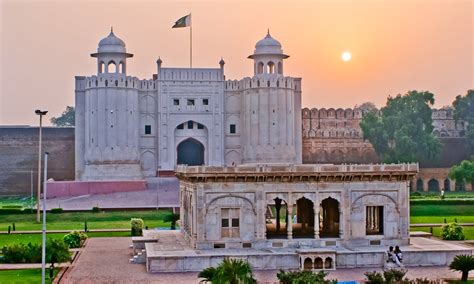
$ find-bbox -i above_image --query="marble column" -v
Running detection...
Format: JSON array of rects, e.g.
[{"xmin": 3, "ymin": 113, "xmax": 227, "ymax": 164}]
[
  {"xmin": 287, "ymin": 204, "xmax": 293, "ymax": 240},
  {"xmin": 313, "ymin": 202, "xmax": 320, "ymax": 239}
]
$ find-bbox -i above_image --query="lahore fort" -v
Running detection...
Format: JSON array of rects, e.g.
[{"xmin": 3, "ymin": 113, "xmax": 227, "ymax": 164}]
[{"xmin": 0, "ymin": 29, "xmax": 472, "ymax": 273}]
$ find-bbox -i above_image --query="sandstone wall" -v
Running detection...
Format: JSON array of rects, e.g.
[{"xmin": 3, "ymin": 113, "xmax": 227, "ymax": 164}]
[{"xmin": 0, "ymin": 127, "xmax": 75, "ymax": 196}]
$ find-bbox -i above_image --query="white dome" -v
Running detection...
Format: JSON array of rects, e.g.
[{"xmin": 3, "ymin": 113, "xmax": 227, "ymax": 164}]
[
  {"xmin": 254, "ymin": 31, "xmax": 283, "ymax": 55},
  {"xmin": 97, "ymin": 29, "xmax": 126, "ymax": 53}
]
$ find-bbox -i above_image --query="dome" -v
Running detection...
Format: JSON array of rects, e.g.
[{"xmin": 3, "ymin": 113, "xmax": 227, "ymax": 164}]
[
  {"xmin": 248, "ymin": 31, "xmax": 288, "ymax": 59},
  {"xmin": 97, "ymin": 29, "xmax": 126, "ymax": 53}
]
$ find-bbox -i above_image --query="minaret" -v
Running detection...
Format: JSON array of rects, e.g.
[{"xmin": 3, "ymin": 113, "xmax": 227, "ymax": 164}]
[
  {"xmin": 241, "ymin": 31, "xmax": 301, "ymax": 164},
  {"xmin": 81, "ymin": 29, "xmax": 142, "ymax": 180}
]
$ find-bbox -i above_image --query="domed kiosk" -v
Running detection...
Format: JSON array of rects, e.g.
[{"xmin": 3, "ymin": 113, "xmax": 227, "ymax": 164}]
[
  {"xmin": 248, "ymin": 30, "xmax": 289, "ymax": 75},
  {"xmin": 91, "ymin": 28, "xmax": 133, "ymax": 75}
]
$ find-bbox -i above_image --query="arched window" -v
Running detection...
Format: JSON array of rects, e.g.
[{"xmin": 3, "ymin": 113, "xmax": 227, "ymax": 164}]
[
  {"xmin": 277, "ymin": 62, "xmax": 283, "ymax": 74},
  {"xmin": 108, "ymin": 61, "xmax": 117, "ymax": 73},
  {"xmin": 267, "ymin": 61, "xmax": 275, "ymax": 74},
  {"xmin": 119, "ymin": 62, "xmax": 125, "ymax": 73},
  {"xmin": 257, "ymin": 62, "xmax": 264, "ymax": 74},
  {"xmin": 99, "ymin": 62, "xmax": 105, "ymax": 73}
]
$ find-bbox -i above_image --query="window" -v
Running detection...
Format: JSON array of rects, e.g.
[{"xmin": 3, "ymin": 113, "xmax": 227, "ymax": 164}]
[
  {"xmin": 203, "ymin": 99, "xmax": 209, "ymax": 105},
  {"xmin": 187, "ymin": 99, "xmax": 195, "ymax": 106},
  {"xmin": 145, "ymin": 125, "xmax": 151, "ymax": 135},
  {"xmin": 187, "ymin": 121, "xmax": 194, "ymax": 129},
  {"xmin": 173, "ymin": 99, "xmax": 180, "ymax": 106},
  {"xmin": 221, "ymin": 208, "xmax": 240, "ymax": 238},
  {"xmin": 366, "ymin": 206, "xmax": 384, "ymax": 235},
  {"xmin": 230, "ymin": 124, "xmax": 236, "ymax": 134},
  {"xmin": 177, "ymin": 124, "xmax": 184, "ymax": 130},
  {"xmin": 197, "ymin": 123, "xmax": 204, "ymax": 129}
]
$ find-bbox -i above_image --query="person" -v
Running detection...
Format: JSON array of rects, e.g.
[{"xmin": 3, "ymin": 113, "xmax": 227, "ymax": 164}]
[
  {"xmin": 293, "ymin": 214, "xmax": 297, "ymax": 224},
  {"xmin": 395, "ymin": 246, "xmax": 403, "ymax": 263},
  {"xmin": 387, "ymin": 246, "xmax": 402, "ymax": 266}
]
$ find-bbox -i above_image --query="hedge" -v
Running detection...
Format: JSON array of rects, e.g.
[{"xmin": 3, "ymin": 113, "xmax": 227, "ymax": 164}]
[{"xmin": 410, "ymin": 199, "xmax": 474, "ymax": 205}]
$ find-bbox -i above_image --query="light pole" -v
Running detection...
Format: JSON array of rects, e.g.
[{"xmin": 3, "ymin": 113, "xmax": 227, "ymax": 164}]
[
  {"xmin": 41, "ymin": 152, "xmax": 49, "ymax": 284},
  {"xmin": 35, "ymin": 109, "xmax": 48, "ymax": 223}
]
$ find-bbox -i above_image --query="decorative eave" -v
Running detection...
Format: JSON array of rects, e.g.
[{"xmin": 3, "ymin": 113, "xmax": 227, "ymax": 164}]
[{"xmin": 175, "ymin": 164, "xmax": 419, "ymax": 183}]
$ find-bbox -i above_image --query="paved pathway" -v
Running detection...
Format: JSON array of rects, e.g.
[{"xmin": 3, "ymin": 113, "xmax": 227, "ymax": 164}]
[
  {"xmin": 43, "ymin": 188, "xmax": 179, "ymax": 211},
  {"xmin": 62, "ymin": 238, "xmax": 467, "ymax": 284},
  {"xmin": 0, "ymin": 229, "xmax": 129, "ymax": 234}
]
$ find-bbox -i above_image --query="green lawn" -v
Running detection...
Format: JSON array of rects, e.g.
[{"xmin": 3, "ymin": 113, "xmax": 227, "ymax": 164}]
[
  {"xmin": 414, "ymin": 226, "xmax": 474, "ymax": 240},
  {"xmin": 410, "ymin": 191, "xmax": 474, "ymax": 200},
  {"xmin": 0, "ymin": 197, "xmax": 35, "ymax": 209},
  {"xmin": 410, "ymin": 204, "xmax": 474, "ymax": 224},
  {"xmin": 0, "ymin": 231, "xmax": 131, "ymax": 247},
  {"xmin": 0, "ymin": 209, "xmax": 172, "ymax": 232},
  {"xmin": 0, "ymin": 268, "xmax": 59, "ymax": 284}
]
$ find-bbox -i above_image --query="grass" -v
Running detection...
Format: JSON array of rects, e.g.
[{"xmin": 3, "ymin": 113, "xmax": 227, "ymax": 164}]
[
  {"xmin": 0, "ymin": 268, "xmax": 59, "ymax": 284},
  {"xmin": 410, "ymin": 204, "xmax": 474, "ymax": 223},
  {"xmin": 0, "ymin": 197, "xmax": 35, "ymax": 209},
  {"xmin": 0, "ymin": 209, "xmax": 172, "ymax": 232},
  {"xmin": 414, "ymin": 226, "xmax": 474, "ymax": 240},
  {"xmin": 0, "ymin": 231, "xmax": 131, "ymax": 247},
  {"xmin": 410, "ymin": 191, "xmax": 474, "ymax": 200}
]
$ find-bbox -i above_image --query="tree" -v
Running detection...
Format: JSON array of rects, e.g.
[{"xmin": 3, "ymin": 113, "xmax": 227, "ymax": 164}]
[
  {"xmin": 357, "ymin": 102, "xmax": 378, "ymax": 114},
  {"xmin": 449, "ymin": 158, "xmax": 474, "ymax": 189},
  {"xmin": 51, "ymin": 106, "xmax": 75, "ymax": 127},
  {"xmin": 46, "ymin": 239, "xmax": 71, "ymax": 271},
  {"xmin": 163, "ymin": 212, "xmax": 180, "ymax": 230},
  {"xmin": 453, "ymin": 89, "xmax": 474, "ymax": 154},
  {"xmin": 360, "ymin": 90, "xmax": 442, "ymax": 163},
  {"xmin": 449, "ymin": 254, "xmax": 474, "ymax": 282},
  {"xmin": 198, "ymin": 258, "xmax": 256, "ymax": 284}
]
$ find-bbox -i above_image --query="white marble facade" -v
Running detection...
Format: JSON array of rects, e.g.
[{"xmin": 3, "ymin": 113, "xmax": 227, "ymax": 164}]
[{"xmin": 75, "ymin": 30, "xmax": 302, "ymax": 180}]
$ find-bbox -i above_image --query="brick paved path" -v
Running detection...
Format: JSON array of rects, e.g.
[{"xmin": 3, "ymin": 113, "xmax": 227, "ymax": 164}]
[{"xmin": 62, "ymin": 238, "xmax": 466, "ymax": 284}]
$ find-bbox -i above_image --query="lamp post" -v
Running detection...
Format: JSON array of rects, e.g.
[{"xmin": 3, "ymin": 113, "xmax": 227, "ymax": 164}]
[
  {"xmin": 41, "ymin": 152, "xmax": 49, "ymax": 284},
  {"xmin": 35, "ymin": 109, "xmax": 48, "ymax": 223}
]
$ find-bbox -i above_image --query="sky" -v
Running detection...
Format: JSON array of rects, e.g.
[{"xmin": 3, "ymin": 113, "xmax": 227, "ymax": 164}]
[{"xmin": 0, "ymin": 0, "xmax": 472, "ymax": 126}]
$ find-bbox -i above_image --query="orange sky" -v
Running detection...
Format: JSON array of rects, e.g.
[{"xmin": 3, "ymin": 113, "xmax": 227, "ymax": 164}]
[{"xmin": 0, "ymin": 0, "xmax": 472, "ymax": 126}]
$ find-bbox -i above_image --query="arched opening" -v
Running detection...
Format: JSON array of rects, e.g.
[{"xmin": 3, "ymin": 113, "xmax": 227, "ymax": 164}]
[
  {"xmin": 267, "ymin": 61, "xmax": 275, "ymax": 74},
  {"xmin": 177, "ymin": 138, "xmax": 204, "ymax": 166},
  {"xmin": 303, "ymin": 258, "xmax": 313, "ymax": 271},
  {"xmin": 99, "ymin": 62, "xmax": 105, "ymax": 73},
  {"xmin": 277, "ymin": 62, "xmax": 283, "ymax": 74},
  {"xmin": 119, "ymin": 62, "xmax": 125, "ymax": 73},
  {"xmin": 320, "ymin": 197, "xmax": 340, "ymax": 238},
  {"xmin": 416, "ymin": 179, "xmax": 424, "ymax": 191},
  {"xmin": 265, "ymin": 198, "xmax": 288, "ymax": 239},
  {"xmin": 293, "ymin": 197, "xmax": 314, "ymax": 238},
  {"xmin": 314, "ymin": 257, "xmax": 323, "ymax": 269},
  {"xmin": 444, "ymin": 178, "xmax": 451, "ymax": 191},
  {"xmin": 428, "ymin": 179, "xmax": 440, "ymax": 192},
  {"xmin": 108, "ymin": 61, "xmax": 117, "ymax": 73},
  {"xmin": 324, "ymin": 257, "xmax": 333, "ymax": 269},
  {"xmin": 257, "ymin": 62, "xmax": 264, "ymax": 74}
]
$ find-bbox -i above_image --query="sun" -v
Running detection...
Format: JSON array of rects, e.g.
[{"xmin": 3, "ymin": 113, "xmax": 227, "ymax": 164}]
[{"xmin": 342, "ymin": 51, "xmax": 352, "ymax": 62}]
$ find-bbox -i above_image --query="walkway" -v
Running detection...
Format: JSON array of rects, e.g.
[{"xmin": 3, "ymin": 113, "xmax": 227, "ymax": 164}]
[{"xmin": 62, "ymin": 238, "xmax": 468, "ymax": 283}]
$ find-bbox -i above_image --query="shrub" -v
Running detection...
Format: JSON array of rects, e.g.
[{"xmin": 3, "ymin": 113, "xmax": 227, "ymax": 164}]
[
  {"xmin": 410, "ymin": 191, "xmax": 422, "ymax": 197},
  {"xmin": 364, "ymin": 271, "xmax": 384, "ymax": 284},
  {"xmin": 64, "ymin": 231, "xmax": 88, "ymax": 248},
  {"xmin": 50, "ymin": 208, "xmax": 63, "ymax": 214},
  {"xmin": 449, "ymin": 254, "xmax": 474, "ymax": 282},
  {"xmin": 92, "ymin": 206, "xmax": 100, "ymax": 213},
  {"xmin": 441, "ymin": 222, "xmax": 465, "ymax": 240},
  {"xmin": 131, "ymin": 218, "xmax": 144, "ymax": 236},
  {"xmin": 1, "ymin": 242, "xmax": 41, "ymax": 263},
  {"xmin": 383, "ymin": 268, "xmax": 407, "ymax": 282},
  {"xmin": 163, "ymin": 212, "xmax": 180, "ymax": 230},
  {"xmin": 198, "ymin": 258, "xmax": 256, "ymax": 284},
  {"xmin": 46, "ymin": 239, "xmax": 71, "ymax": 269},
  {"xmin": 277, "ymin": 270, "xmax": 335, "ymax": 284}
]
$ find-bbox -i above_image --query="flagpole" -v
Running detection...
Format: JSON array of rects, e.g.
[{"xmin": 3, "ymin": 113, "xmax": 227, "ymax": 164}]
[{"xmin": 189, "ymin": 14, "xmax": 193, "ymax": 68}]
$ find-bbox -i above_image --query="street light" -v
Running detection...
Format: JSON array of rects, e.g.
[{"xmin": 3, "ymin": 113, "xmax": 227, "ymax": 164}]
[
  {"xmin": 35, "ymin": 109, "xmax": 48, "ymax": 223},
  {"xmin": 41, "ymin": 152, "xmax": 49, "ymax": 284}
]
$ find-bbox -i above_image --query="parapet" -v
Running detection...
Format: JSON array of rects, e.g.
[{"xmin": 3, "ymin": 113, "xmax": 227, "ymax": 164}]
[{"xmin": 224, "ymin": 76, "xmax": 301, "ymax": 91}]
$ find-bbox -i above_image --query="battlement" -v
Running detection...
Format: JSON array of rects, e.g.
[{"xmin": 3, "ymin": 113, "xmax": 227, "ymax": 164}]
[
  {"xmin": 224, "ymin": 76, "xmax": 301, "ymax": 91},
  {"xmin": 77, "ymin": 75, "xmax": 159, "ymax": 91},
  {"xmin": 302, "ymin": 107, "xmax": 365, "ymax": 119},
  {"xmin": 158, "ymin": 68, "xmax": 223, "ymax": 82}
]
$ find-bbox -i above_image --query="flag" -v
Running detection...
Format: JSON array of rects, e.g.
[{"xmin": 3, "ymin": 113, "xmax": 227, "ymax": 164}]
[{"xmin": 172, "ymin": 14, "xmax": 191, "ymax": 28}]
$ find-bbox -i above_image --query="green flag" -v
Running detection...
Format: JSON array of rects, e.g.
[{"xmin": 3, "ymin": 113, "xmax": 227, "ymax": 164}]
[{"xmin": 172, "ymin": 14, "xmax": 191, "ymax": 28}]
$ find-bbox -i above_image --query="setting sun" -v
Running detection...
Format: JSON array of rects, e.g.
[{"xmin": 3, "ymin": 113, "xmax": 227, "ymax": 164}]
[{"xmin": 342, "ymin": 51, "xmax": 352, "ymax": 62}]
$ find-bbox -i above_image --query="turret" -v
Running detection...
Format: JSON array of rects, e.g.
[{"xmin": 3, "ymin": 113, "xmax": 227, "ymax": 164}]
[
  {"xmin": 91, "ymin": 28, "xmax": 133, "ymax": 75},
  {"xmin": 248, "ymin": 30, "xmax": 289, "ymax": 76}
]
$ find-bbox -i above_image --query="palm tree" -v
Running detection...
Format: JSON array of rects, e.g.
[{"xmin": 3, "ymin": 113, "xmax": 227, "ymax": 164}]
[
  {"xmin": 198, "ymin": 258, "xmax": 256, "ymax": 284},
  {"xmin": 449, "ymin": 254, "xmax": 474, "ymax": 282}
]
